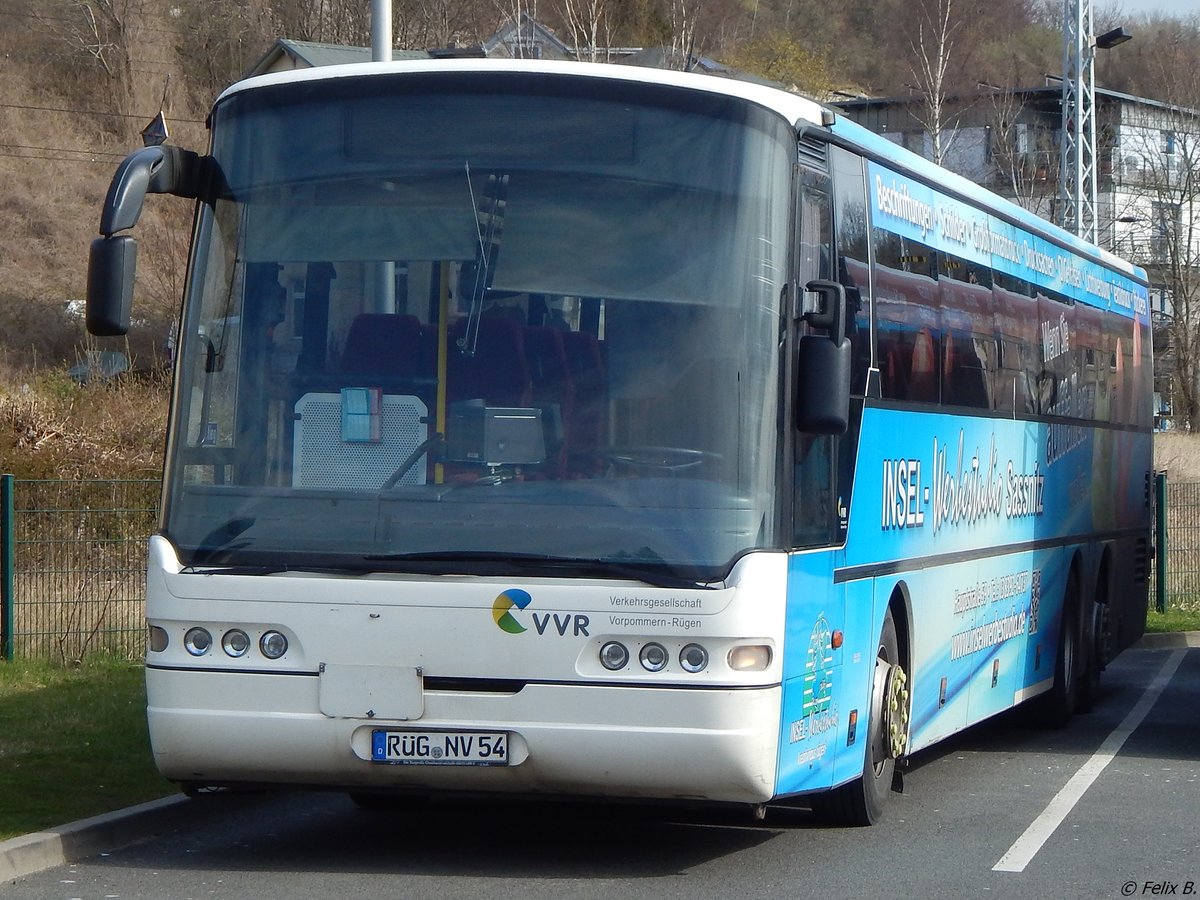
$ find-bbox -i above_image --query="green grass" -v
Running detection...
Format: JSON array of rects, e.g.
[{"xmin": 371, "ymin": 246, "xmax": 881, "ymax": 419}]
[
  {"xmin": 1146, "ymin": 606, "xmax": 1200, "ymax": 634},
  {"xmin": 0, "ymin": 657, "xmax": 174, "ymax": 840}
]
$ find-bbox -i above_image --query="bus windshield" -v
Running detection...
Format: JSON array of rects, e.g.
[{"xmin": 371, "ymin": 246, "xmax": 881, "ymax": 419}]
[{"xmin": 163, "ymin": 73, "xmax": 795, "ymax": 582}]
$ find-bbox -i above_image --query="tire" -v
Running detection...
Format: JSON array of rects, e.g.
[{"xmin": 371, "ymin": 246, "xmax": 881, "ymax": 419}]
[
  {"xmin": 812, "ymin": 609, "xmax": 906, "ymax": 826},
  {"xmin": 1077, "ymin": 571, "xmax": 1110, "ymax": 714},
  {"xmin": 1076, "ymin": 599, "xmax": 1105, "ymax": 714},
  {"xmin": 1036, "ymin": 569, "xmax": 1081, "ymax": 727}
]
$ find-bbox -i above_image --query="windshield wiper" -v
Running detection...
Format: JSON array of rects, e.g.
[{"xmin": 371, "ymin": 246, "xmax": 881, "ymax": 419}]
[
  {"xmin": 361, "ymin": 551, "xmax": 717, "ymax": 590},
  {"xmin": 189, "ymin": 516, "xmax": 255, "ymax": 565},
  {"xmin": 458, "ymin": 165, "xmax": 509, "ymax": 357}
]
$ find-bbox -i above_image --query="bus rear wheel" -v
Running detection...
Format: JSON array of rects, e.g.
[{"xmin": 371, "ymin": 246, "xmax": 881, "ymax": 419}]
[
  {"xmin": 1077, "ymin": 576, "xmax": 1109, "ymax": 714},
  {"xmin": 812, "ymin": 609, "xmax": 908, "ymax": 826},
  {"xmin": 1036, "ymin": 569, "xmax": 1082, "ymax": 727}
]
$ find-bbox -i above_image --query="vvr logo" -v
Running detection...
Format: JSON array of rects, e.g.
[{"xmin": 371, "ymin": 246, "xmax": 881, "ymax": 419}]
[
  {"xmin": 491, "ymin": 588, "xmax": 590, "ymax": 637},
  {"xmin": 492, "ymin": 589, "xmax": 532, "ymax": 634}
]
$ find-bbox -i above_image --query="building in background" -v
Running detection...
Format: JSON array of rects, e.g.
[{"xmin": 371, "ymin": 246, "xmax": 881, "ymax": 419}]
[
  {"xmin": 247, "ymin": 13, "xmax": 739, "ymax": 78},
  {"xmin": 835, "ymin": 85, "xmax": 1200, "ymax": 429}
]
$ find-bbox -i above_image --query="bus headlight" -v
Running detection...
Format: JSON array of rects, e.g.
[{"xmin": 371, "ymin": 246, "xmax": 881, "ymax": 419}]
[
  {"xmin": 259, "ymin": 630, "xmax": 289, "ymax": 659},
  {"xmin": 221, "ymin": 629, "xmax": 251, "ymax": 658},
  {"xmin": 639, "ymin": 642, "xmax": 668, "ymax": 672},
  {"xmin": 183, "ymin": 627, "xmax": 212, "ymax": 656},
  {"xmin": 599, "ymin": 641, "xmax": 629, "ymax": 670},
  {"xmin": 728, "ymin": 644, "xmax": 772, "ymax": 671},
  {"xmin": 679, "ymin": 643, "xmax": 708, "ymax": 673}
]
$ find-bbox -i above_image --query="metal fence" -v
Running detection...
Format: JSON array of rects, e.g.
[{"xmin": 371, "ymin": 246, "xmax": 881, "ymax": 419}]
[
  {"xmin": 1, "ymin": 475, "xmax": 159, "ymax": 663},
  {"xmin": 1, "ymin": 473, "xmax": 1198, "ymax": 663},
  {"xmin": 1161, "ymin": 479, "xmax": 1200, "ymax": 613}
]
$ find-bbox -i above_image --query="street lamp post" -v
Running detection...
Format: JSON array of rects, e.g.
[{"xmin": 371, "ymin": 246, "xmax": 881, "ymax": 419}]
[{"xmin": 1060, "ymin": 0, "xmax": 1131, "ymax": 243}]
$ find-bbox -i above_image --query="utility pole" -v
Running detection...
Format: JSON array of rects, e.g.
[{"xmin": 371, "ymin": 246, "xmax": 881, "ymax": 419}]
[
  {"xmin": 371, "ymin": 0, "xmax": 392, "ymax": 62},
  {"xmin": 372, "ymin": 0, "xmax": 396, "ymax": 312},
  {"xmin": 1059, "ymin": 0, "xmax": 1130, "ymax": 243}
]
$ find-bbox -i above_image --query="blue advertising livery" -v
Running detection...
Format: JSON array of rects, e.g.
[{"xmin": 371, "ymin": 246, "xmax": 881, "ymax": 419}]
[{"xmin": 774, "ymin": 155, "xmax": 1150, "ymax": 798}]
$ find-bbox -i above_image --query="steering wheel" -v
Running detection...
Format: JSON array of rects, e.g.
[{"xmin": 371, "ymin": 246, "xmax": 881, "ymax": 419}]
[{"xmin": 604, "ymin": 446, "xmax": 720, "ymax": 476}]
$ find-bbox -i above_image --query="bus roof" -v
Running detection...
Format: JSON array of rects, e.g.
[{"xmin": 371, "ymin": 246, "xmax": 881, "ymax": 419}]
[
  {"xmin": 215, "ymin": 57, "xmax": 1147, "ymax": 287},
  {"xmin": 828, "ymin": 113, "xmax": 1149, "ymax": 286},
  {"xmin": 217, "ymin": 57, "xmax": 827, "ymax": 129}
]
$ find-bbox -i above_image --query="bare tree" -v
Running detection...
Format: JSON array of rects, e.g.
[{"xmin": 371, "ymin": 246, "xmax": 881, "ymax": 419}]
[
  {"xmin": 1113, "ymin": 99, "xmax": 1200, "ymax": 431},
  {"xmin": 36, "ymin": 0, "xmax": 148, "ymax": 124},
  {"xmin": 553, "ymin": 0, "xmax": 611, "ymax": 61},
  {"xmin": 287, "ymin": 0, "xmax": 372, "ymax": 45},
  {"xmin": 906, "ymin": 0, "xmax": 963, "ymax": 165},
  {"xmin": 398, "ymin": 0, "xmax": 492, "ymax": 49},
  {"xmin": 1099, "ymin": 21, "xmax": 1200, "ymax": 432},
  {"xmin": 177, "ymin": 0, "xmax": 277, "ymax": 104},
  {"xmin": 894, "ymin": 0, "xmax": 1045, "ymax": 164},
  {"xmin": 61, "ymin": 0, "xmax": 136, "ymax": 79},
  {"xmin": 1095, "ymin": 13, "xmax": 1200, "ymax": 100},
  {"xmin": 666, "ymin": 0, "xmax": 698, "ymax": 68},
  {"xmin": 984, "ymin": 87, "xmax": 1060, "ymax": 222}
]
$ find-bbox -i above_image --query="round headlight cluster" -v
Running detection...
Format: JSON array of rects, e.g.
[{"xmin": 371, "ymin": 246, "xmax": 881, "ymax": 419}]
[
  {"xmin": 184, "ymin": 627, "xmax": 212, "ymax": 656},
  {"xmin": 221, "ymin": 629, "xmax": 251, "ymax": 658},
  {"xmin": 596, "ymin": 641, "xmax": 711, "ymax": 674},
  {"xmin": 639, "ymin": 642, "xmax": 668, "ymax": 672},
  {"xmin": 260, "ymin": 630, "xmax": 289, "ymax": 659},
  {"xmin": 679, "ymin": 643, "xmax": 708, "ymax": 673},
  {"xmin": 177, "ymin": 626, "xmax": 288, "ymax": 660},
  {"xmin": 599, "ymin": 641, "xmax": 629, "ymax": 670}
]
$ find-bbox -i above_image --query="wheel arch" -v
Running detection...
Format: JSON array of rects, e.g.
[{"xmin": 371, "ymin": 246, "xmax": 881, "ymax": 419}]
[{"xmin": 883, "ymin": 580, "xmax": 913, "ymax": 679}]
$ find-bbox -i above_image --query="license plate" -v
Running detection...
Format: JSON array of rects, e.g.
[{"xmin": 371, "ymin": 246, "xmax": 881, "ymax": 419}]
[{"xmin": 371, "ymin": 729, "xmax": 509, "ymax": 766}]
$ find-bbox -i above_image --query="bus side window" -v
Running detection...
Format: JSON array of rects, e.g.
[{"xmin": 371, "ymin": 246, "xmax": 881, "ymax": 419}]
[
  {"xmin": 831, "ymin": 146, "xmax": 872, "ymax": 398},
  {"xmin": 939, "ymin": 253, "xmax": 992, "ymax": 410},
  {"xmin": 830, "ymin": 146, "xmax": 872, "ymax": 538},
  {"xmin": 1036, "ymin": 289, "xmax": 1075, "ymax": 417},
  {"xmin": 793, "ymin": 168, "xmax": 838, "ymax": 547},
  {"xmin": 873, "ymin": 229, "xmax": 939, "ymax": 404},
  {"xmin": 992, "ymin": 273, "xmax": 1036, "ymax": 415},
  {"xmin": 1076, "ymin": 305, "xmax": 1106, "ymax": 422}
]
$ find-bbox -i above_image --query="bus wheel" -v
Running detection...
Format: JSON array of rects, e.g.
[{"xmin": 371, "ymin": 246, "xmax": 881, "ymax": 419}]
[
  {"xmin": 813, "ymin": 610, "xmax": 908, "ymax": 826},
  {"xmin": 1037, "ymin": 570, "xmax": 1081, "ymax": 727},
  {"xmin": 1077, "ymin": 582, "xmax": 1109, "ymax": 714}
]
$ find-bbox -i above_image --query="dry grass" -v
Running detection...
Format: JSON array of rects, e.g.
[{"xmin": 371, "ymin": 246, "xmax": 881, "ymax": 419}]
[
  {"xmin": 0, "ymin": 367, "xmax": 169, "ymax": 479},
  {"xmin": 1151, "ymin": 435, "xmax": 1200, "ymax": 615},
  {"xmin": 0, "ymin": 1, "xmax": 208, "ymax": 377},
  {"xmin": 1154, "ymin": 432, "xmax": 1200, "ymax": 482}
]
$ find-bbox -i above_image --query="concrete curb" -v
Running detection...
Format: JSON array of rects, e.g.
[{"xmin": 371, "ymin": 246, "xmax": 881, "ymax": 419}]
[
  {"xmin": 1135, "ymin": 630, "xmax": 1200, "ymax": 649},
  {"xmin": 0, "ymin": 794, "xmax": 192, "ymax": 883}
]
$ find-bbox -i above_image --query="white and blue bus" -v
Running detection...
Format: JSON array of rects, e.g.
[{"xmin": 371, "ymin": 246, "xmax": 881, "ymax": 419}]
[{"xmin": 88, "ymin": 59, "xmax": 1152, "ymax": 825}]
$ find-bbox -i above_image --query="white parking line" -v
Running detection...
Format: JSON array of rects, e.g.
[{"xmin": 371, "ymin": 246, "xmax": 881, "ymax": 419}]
[{"xmin": 992, "ymin": 648, "xmax": 1187, "ymax": 874}]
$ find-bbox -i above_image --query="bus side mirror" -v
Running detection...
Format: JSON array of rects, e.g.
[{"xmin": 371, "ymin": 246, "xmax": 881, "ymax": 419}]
[
  {"xmin": 86, "ymin": 235, "xmax": 137, "ymax": 336},
  {"xmin": 796, "ymin": 280, "xmax": 851, "ymax": 434},
  {"xmin": 99, "ymin": 145, "xmax": 204, "ymax": 236},
  {"xmin": 87, "ymin": 145, "xmax": 206, "ymax": 337}
]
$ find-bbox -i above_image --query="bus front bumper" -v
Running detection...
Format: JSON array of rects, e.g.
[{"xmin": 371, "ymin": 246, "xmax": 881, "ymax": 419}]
[{"xmin": 146, "ymin": 666, "xmax": 782, "ymax": 805}]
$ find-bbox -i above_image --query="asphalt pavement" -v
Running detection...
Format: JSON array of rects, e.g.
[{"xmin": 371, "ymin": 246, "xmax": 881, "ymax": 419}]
[{"xmin": 3, "ymin": 631, "xmax": 1197, "ymax": 884}]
